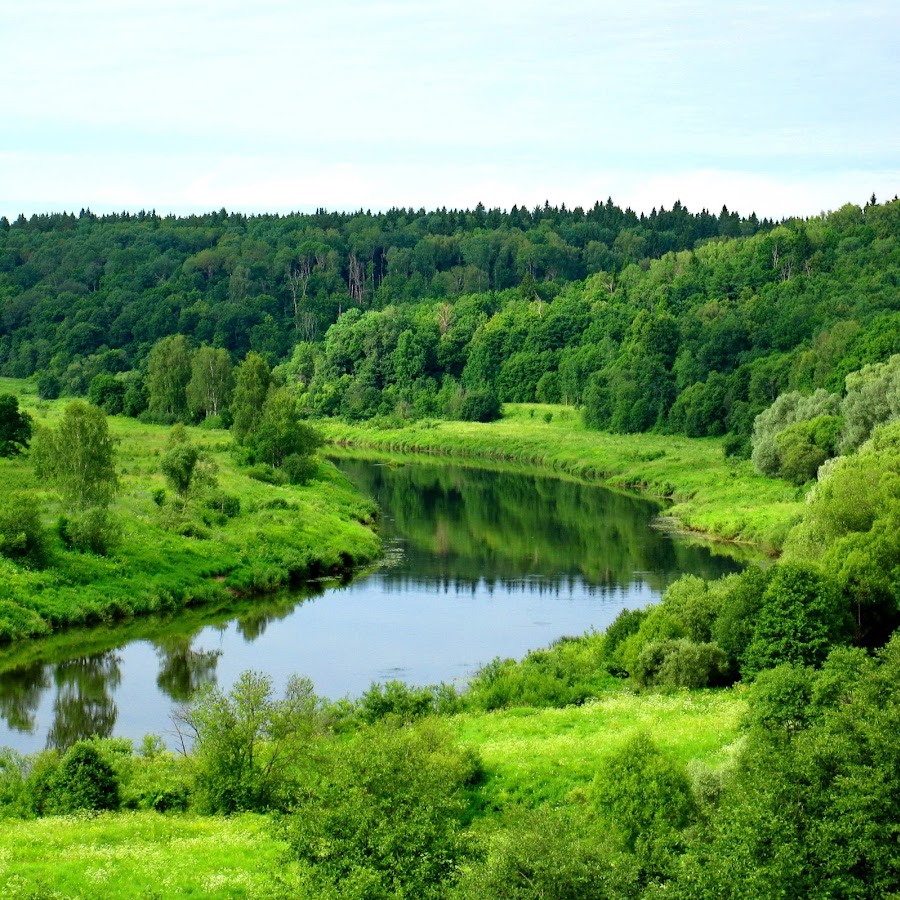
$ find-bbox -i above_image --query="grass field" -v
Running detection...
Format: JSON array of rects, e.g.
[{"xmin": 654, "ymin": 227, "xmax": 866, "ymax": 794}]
[
  {"xmin": 0, "ymin": 378, "xmax": 381, "ymax": 643},
  {"xmin": 322, "ymin": 403, "xmax": 804, "ymax": 551},
  {"xmin": 0, "ymin": 686, "xmax": 746, "ymax": 897},
  {"xmin": 454, "ymin": 686, "xmax": 746, "ymax": 810},
  {"xmin": 0, "ymin": 812, "xmax": 285, "ymax": 899}
]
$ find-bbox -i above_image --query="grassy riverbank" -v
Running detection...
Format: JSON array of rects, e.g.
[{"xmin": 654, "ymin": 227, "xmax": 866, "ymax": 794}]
[
  {"xmin": 0, "ymin": 686, "xmax": 745, "ymax": 897},
  {"xmin": 322, "ymin": 404, "xmax": 803, "ymax": 551},
  {"xmin": 0, "ymin": 379, "xmax": 380, "ymax": 643}
]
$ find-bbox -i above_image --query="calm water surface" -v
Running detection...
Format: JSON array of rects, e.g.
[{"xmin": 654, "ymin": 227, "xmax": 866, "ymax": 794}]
[{"xmin": 0, "ymin": 459, "xmax": 745, "ymax": 752}]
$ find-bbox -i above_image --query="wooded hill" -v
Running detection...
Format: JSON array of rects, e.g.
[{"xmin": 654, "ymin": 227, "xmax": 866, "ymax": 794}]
[{"xmin": 1, "ymin": 198, "xmax": 897, "ymax": 460}]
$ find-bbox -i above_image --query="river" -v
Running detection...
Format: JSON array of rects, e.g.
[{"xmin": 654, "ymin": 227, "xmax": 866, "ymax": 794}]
[{"xmin": 0, "ymin": 458, "xmax": 745, "ymax": 752}]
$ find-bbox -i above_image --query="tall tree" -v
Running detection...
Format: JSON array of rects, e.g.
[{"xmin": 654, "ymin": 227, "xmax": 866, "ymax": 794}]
[
  {"xmin": 231, "ymin": 351, "xmax": 271, "ymax": 445},
  {"xmin": 187, "ymin": 345, "xmax": 234, "ymax": 420},
  {"xmin": 0, "ymin": 394, "xmax": 33, "ymax": 457},
  {"xmin": 146, "ymin": 335, "xmax": 192, "ymax": 421},
  {"xmin": 32, "ymin": 401, "xmax": 118, "ymax": 512}
]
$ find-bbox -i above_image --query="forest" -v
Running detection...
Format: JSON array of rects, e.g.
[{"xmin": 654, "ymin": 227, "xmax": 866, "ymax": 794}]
[{"xmin": 1, "ymin": 195, "xmax": 899, "ymax": 897}]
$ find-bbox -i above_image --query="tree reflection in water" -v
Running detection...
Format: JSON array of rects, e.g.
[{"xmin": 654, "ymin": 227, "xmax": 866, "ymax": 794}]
[
  {"xmin": 153, "ymin": 635, "xmax": 221, "ymax": 702},
  {"xmin": 46, "ymin": 652, "xmax": 121, "ymax": 751},
  {"xmin": 0, "ymin": 661, "xmax": 50, "ymax": 733}
]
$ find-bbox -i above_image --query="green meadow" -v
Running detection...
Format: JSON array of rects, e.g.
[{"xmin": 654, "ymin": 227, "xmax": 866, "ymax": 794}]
[
  {"xmin": 0, "ymin": 378, "xmax": 380, "ymax": 643},
  {"xmin": 0, "ymin": 687, "xmax": 745, "ymax": 898}
]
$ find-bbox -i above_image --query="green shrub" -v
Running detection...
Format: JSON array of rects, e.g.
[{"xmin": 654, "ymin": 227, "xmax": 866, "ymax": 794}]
[
  {"xmin": 57, "ymin": 508, "xmax": 121, "ymax": 556},
  {"xmin": 593, "ymin": 733, "xmax": 695, "ymax": 860},
  {"xmin": 634, "ymin": 638, "xmax": 729, "ymax": 689},
  {"xmin": 174, "ymin": 671, "xmax": 319, "ymax": 814},
  {"xmin": 203, "ymin": 490, "xmax": 241, "ymax": 519},
  {"xmin": 45, "ymin": 742, "xmax": 120, "ymax": 814},
  {"xmin": 0, "ymin": 494, "xmax": 48, "ymax": 567},
  {"xmin": 459, "ymin": 389, "xmax": 502, "ymax": 422},
  {"xmin": 450, "ymin": 806, "xmax": 634, "ymax": 900},
  {"xmin": 742, "ymin": 564, "xmax": 853, "ymax": 678},
  {"xmin": 36, "ymin": 371, "xmax": 62, "ymax": 400},
  {"xmin": 357, "ymin": 680, "xmax": 449, "ymax": 724},
  {"xmin": 282, "ymin": 452, "xmax": 318, "ymax": 485},
  {"xmin": 0, "ymin": 749, "xmax": 27, "ymax": 818},
  {"xmin": 602, "ymin": 607, "xmax": 648, "ymax": 674},
  {"xmin": 245, "ymin": 464, "xmax": 287, "ymax": 485},
  {"xmin": 284, "ymin": 720, "xmax": 475, "ymax": 899},
  {"xmin": 87, "ymin": 373, "xmax": 126, "ymax": 415},
  {"xmin": 22, "ymin": 751, "xmax": 60, "ymax": 816}
]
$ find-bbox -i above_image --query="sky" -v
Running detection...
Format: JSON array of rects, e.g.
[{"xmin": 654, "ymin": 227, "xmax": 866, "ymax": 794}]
[{"xmin": 1, "ymin": 0, "xmax": 898, "ymax": 221}]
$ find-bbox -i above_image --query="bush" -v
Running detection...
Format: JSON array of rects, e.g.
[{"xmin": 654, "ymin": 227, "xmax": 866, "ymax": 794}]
[
  {"xmin": 173, "ymin": 671, "xmax": 319, "ymax": 814},
  {"xmin": 202, "ymin": 490, "xmax": 241, "ymax": 519},
  {"xmin": 593, "ymin": 733, "xmax": 695, "ymax": 858},
  {"xmin": 245, "ymin": 464, "xmax": 287, "ymax": 485},
  {"xmin": 601, "ymin": 607, "xmax": 648, "ymax": 675},
  {"xmin": 751, "ymin": 389, "xmax": 840, "ymax": 477},
  {"xmin": 36, "ymin": 371, "xmax": 62, "ymax": 400},
  {"xmin": 450, "ymin": 806, "xmax": 634, "ymax": 900},
  {"xmin": 742, "ymin": 564, "xmax": 853, "ymax": 678},
  {"xmin": 0, "ymin": 494, "xmax": 48, "ymax": 567},
  {"xmin": 282, "ymin": 452, "xmax": 317, "ymax": 485},
  {"xmin": 712, "ymin": 566, "xmax": 771, "ymax": 672},
  {"xmin": 57, "ymin": 508, "xmax": 121, "ymax": 555},
  {"xmin": 634, "ymin": 638, "xmax": 729, "ymax": 689},
  {"xmin": 45, "ymin": 742, "xmax": 120, "ymax": 814},
  {"xmin": 284, "ymin": 720, "xmax": 475, "ymax": 899},
  {"xmin": 87, "ymin": 373, "xmax": 126, "ymax": 415},
  {"xmin": 356, "ymin": 680, "xmax": 453, "ymax": 724},
  {"xmin": 459, "ymin": 389, "xmax": 502, "ymax": 422}
]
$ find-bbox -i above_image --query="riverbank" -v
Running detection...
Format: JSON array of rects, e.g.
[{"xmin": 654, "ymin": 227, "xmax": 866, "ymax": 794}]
[
  {"xmin": 0, "ymin": 379, "xmax": 381, "ymax": 644},
  {"xmin": 322, "ymin": 404, "xmax": 804, "ymax": 552},
  {"xmin": 0, "ymin": 686, "xmax": 745, "ymax": 896}
]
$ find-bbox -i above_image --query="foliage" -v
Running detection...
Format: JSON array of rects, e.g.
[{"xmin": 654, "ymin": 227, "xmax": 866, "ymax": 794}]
[
  {"xmin": 674, "ymin": 637, "xmax": 900, "ymax": 899},
  {"xmin": 146, "ymin": 334, "xmax": 192, "ymax": 421},
  {"xmin": 187, "ymin": 344, "xmax": 234, "ymax": 421},
  {"xmin": 0, "ymin": 493, "xmax": 47, "ymax": 566},
  {"xmin": 459, "ymin": 388, "xmax": 502, "ymax": 422},
  {"xmin": 43, "ymin": 741, "xmax": 120, "ymax": 814},
  {"xmin": 173, "ymin": 670, "xmax": 319, "ymax": 813},
  {"xmin": 57, "ymin": 506, "xmax": 121, "ymax": 555},
  {"xmin": 283, "ymin": 719, "xmax": 476, "ymax": 899},
  {"xmin": 0, "ymin": 393, "xmax": 33, "ymax": 456},
  {"xmin": 750, "ymin": 389, "xmax": 840, "ymax": 478},
  {"xmin": 231, "ymin": 351, "xmax": 271, "ymax": 445},
  {"xmin": 633, "ymin": 638, "xmax": 729, "ymax": 690},
  {"xmin": 741, "ymin": 563, "xmax": 853, "ymax": 677},
  {"xmin": 87, "ymin": 373, "xmax": 127, "ymax": 415},
  {"xmin": 450, "ymin": 806, "xmax": 639, "ymax": 900},
  {"xmin": 593, "ymin": 732, "xmax": 695, "ymax": 864},
  {"xmin": 249, "ymin": 387, "xmax": 323, "ymax": 468},
  {"xmin": 840, "ymin": 352, "xmax": 900, "ymax": 452},
  {"xmin": 31, "ymin": 400, "xmax": 118, "ymax": 512}
]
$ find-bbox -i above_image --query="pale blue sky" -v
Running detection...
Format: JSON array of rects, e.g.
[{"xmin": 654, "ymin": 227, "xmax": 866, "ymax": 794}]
[{"xmin": 2, "ymin": 0, "xmax": 897, "ymax": 219}]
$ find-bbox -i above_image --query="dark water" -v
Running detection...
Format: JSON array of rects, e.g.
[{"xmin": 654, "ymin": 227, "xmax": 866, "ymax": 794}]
[{"xmin": 0, "ymin": 459, "xmax": 745, "ymax": 753}]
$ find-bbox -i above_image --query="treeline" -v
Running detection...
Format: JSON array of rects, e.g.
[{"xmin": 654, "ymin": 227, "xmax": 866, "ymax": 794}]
[
  {"xmin": 284, "ymin": 199, "xmax": 899, "ymax": 454},
  {"xmin": 0, "ymin": 199, "xmax": 768, "ymax": 383},
  {"xmin": 3, "ymin": 199, "xmax": 897, "ymax": 460}
]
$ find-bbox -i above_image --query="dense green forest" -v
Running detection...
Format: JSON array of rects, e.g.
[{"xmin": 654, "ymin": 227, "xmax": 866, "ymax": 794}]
[{"xmin": 2, "ymin": 198, "xmax": 897, "ymax": 466}]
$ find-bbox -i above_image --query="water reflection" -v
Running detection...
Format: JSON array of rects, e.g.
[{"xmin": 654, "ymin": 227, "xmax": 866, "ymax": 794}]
[
  {"xmin": 336, "ymin": 459, "xmax": 741, "ymax": 589},
  {"xmin": 47, "ymin": 653, "xmax": 121, "ymax": 750},
  {"xmin": 0, "ymin": 458, "xmax": 749, "ymax": 752},
  {"xmin": 0, "ymin": 661, "xmax": 49, "ymax": 733},
  {"xmin": 153, "ymin": 637, "xmax": 221, "ymax": 703}
]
